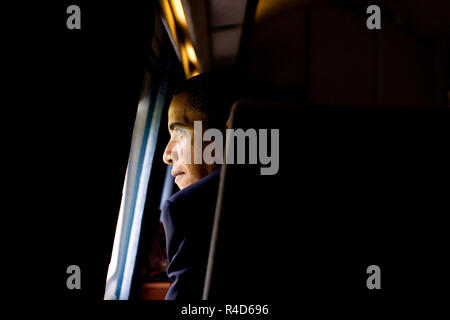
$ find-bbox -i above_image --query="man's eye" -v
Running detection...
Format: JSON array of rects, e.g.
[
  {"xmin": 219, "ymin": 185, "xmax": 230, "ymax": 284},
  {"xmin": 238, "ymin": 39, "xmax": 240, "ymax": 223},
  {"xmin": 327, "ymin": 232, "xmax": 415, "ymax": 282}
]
[{"xmin": 174, "ymin": 128, "xmax": 185, "ymax": 138}]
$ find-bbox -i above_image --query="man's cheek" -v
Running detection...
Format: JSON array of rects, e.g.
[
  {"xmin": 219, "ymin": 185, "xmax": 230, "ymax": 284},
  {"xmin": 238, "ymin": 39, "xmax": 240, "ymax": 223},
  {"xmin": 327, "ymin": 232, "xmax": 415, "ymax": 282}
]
[{"xmin": 177, "ymin": 140, "xmax": 193, "ymax": 164}]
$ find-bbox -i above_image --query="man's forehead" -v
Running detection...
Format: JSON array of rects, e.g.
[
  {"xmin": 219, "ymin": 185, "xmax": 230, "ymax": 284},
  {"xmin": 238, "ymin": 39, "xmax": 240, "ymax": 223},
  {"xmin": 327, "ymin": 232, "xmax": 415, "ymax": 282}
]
[{"xmin": 168, "ymin": 94, "xmax": 207, "ymax": 128}]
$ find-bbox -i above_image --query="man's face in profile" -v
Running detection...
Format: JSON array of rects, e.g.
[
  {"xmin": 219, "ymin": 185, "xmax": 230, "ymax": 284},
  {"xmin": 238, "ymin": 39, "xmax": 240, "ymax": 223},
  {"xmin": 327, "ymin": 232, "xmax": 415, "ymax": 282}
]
[{"xmin": 163, "ymin": 92, "xmax": 216, "ymax": 189}]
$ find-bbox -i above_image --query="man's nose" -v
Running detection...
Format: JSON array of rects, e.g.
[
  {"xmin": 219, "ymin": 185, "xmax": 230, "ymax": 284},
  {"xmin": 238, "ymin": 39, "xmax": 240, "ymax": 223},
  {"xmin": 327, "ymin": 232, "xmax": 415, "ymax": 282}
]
[{"xmin": 163, "ymin": 140, "xmax": 177, "ymax": 164}]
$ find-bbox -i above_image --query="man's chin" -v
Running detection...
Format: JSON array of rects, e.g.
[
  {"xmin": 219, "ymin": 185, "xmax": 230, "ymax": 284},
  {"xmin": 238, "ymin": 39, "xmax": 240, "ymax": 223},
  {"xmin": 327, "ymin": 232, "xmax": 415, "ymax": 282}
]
[
  {"xmin": 177, "ymin": 177, "xmax": 196, "ymax": 190},
  {"xmin": 175, "ymin": 175, "xmax": 201, "ymax": 190},
  {"xmin": 175, "ymin": 173, "xmax": 187, "ymax": 189},
  {"xmin": 176, "ymin": 183, "xmax": 185, "ymax": 190}
]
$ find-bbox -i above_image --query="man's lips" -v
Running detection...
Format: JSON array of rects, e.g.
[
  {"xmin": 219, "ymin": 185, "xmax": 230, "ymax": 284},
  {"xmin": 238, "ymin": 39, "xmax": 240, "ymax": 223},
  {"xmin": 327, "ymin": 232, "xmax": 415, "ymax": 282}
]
[{"xmin": 171, "ymin": 170, "xmax": 186, "ymax": 182}]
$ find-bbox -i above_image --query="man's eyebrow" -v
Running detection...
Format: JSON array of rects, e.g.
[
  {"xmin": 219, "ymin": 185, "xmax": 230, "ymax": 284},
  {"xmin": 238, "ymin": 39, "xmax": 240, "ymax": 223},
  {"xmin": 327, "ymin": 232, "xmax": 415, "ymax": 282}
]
[{"xmin": 169, "ymin": 122, "xmax": 188, "ymax": 131}]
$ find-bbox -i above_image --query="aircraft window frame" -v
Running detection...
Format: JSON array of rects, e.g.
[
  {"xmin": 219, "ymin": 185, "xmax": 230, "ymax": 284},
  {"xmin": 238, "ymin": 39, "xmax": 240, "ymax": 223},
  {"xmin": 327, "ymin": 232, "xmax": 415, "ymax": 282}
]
[{"xmin": 104, "ymin": 65, "xmax": 169, "ymax": 300}]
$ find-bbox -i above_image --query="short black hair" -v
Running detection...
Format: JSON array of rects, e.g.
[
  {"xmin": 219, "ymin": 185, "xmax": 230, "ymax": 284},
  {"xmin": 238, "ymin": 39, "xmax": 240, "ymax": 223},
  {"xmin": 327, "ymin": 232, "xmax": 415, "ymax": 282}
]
[{"xmin": 173, "ymin": 71, "xmax": 239, "ymax": 131}]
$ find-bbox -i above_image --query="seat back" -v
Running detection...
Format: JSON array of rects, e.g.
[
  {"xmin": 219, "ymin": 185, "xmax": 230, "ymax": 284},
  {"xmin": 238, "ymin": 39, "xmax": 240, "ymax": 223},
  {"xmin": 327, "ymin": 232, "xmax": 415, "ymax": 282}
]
[{"xmin": 203, "ymin": 100, "xmax": 449, "ymax": 305}]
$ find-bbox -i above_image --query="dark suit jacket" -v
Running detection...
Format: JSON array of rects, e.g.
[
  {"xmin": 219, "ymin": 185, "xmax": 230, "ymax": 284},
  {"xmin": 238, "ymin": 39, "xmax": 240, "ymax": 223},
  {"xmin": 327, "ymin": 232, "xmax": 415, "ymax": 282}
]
[{"xmin": 161, "ymin": 168, "xmax": 221, "ymax": 300}]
